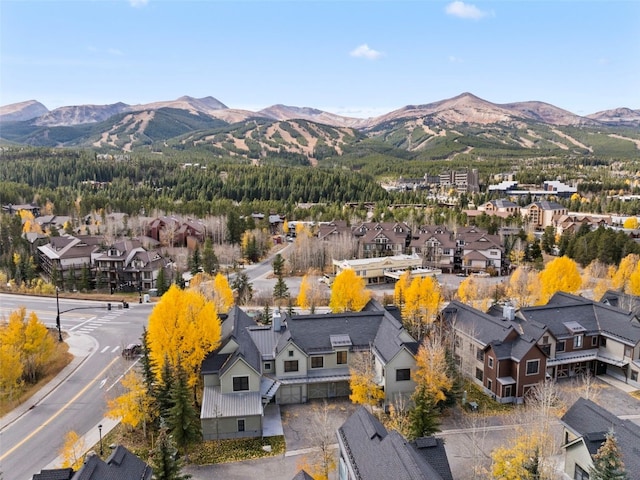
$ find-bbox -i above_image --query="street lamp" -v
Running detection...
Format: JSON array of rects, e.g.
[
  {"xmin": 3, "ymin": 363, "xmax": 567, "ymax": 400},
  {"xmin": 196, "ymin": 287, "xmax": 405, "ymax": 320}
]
[
  {"xmin": 98, "ymin": 424, "xmax": 103, "ymax": 456},
  {"xmin": 55, "ymin": 287, "xmax": 63, "ymax": 342}
]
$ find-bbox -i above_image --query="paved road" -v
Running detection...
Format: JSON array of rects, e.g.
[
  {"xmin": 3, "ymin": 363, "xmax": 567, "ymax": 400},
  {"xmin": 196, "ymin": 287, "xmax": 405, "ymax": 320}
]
[{"xmin": 0, "ymin": 293, "xmax": 153, "ymax": 480}]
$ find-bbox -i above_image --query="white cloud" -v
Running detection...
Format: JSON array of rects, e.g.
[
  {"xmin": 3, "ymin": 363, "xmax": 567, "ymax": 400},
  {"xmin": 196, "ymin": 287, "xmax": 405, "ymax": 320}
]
[
  {"xmin": 129, "ymin": 0, "xmax": 149, "ymax": 7},
  {"xmin": 350, "ymin": 44, "xmax": 383, "ymax": 60},
  {"xmin": 445, "ymin": 1, "xmax": 488, "ymax": 20}
]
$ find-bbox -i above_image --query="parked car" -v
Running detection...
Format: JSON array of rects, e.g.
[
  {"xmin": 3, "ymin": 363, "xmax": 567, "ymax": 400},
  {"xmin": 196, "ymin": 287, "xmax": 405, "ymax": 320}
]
[{"xmin": 122, "ymin": 343, "xmax": 143, "ymax": 359}]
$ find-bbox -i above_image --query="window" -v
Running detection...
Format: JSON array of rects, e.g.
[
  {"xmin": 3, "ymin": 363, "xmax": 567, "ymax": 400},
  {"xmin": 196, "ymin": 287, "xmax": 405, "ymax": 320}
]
[
  {"xmin": 284, "ymin": 360, "xmax": 299, "ymax": 372},
  {"xmin": 542, "ymin": 335, "xmax": 549, "ymax": 345},
  {"xmin": 631, "ymin": 370, "xmax": 638, "ymax": 382},
  {"xmin": 233, "ymin": 376, "xmax": 249, "ymax": 392},
  {"xmin": 504, "ymin": 385, "xmax": 512, "ymax": 397},
  {"xmin": 591, "ymin": 336, "xmax": 598, "ymax": 347},
  {"xmin": 526, "ymin": 359, "xmax": 540, "ymax": 376},
  {"xmin": 574, "ymin": 335, "xmax": 583, "ymax": 348},
  {"xmin": 476, "ymin": 348, "xmax": 485, "ymax": 362},
  {"xmin": 288, "ymin": 350, "xmax": 294, "ymax": 357},
  {"xmin": 574, "ymin": 464, "xmax": 590, "ymax": 480},
  {"xmin": 264, "ymin": 362, "xmax": 271, "ymax": 371},
  {"xmin": 557, "ymin": 341, "xmax": 565, "ymax": 352},
  {"xmin": 237, "ymin": 419, "xmax": 245, "ymax": 432},
  {"xmin": 311, "ymin": 356, "xmax": 324, "ymax": 369},
  {"xmin": 336, "ymin": 351, "xmax": 348, "ymax": 365},
  {"xmin": 396, "ymin": 368, "xmax": 411, "ymax": 381},
  {"xmin": 600, "ymin": 337, "xmax": 607, "ymax": 347},
  {"xmin": 624, "ymin": 346, "xmax": 632, "ymax": 358},
  {"xmin": 487, "ymin": 379, "xmax": 493, "ymax": 391},
  {"xmin": 475, "ymin": 368, "xmax": 483, "ymax": 381},
  {"xmin": 488, "ymin": 357, "xmax": 494, "ymax": 369}
]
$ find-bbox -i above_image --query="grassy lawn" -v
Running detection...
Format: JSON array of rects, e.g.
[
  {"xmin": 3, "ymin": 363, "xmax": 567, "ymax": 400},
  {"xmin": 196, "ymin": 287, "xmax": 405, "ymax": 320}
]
[
  {"xmin": 460, "ymin": 380, "xmax": 514, "ymax": 415},
  {"xmin": 92, "ymin": 422, "xmax": 285, "ymax": 466}
]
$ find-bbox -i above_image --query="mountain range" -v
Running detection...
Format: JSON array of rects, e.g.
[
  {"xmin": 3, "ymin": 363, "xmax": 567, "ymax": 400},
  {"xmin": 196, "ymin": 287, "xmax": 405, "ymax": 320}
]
[{"xmin": 1, "ymin": 93, "xmax": 639, "ymax": 158}]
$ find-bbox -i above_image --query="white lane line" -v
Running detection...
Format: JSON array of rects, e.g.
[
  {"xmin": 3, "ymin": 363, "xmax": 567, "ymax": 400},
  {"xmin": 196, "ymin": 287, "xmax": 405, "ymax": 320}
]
[
  {"xmin": 101, "ymin": 346, "xmax": 110, "ymax": 353},
  {"xmin": 111, "ymin": 346, "xmax": 120, "ymax": 353},
  {"xmin": 69, "ymin": 316, "xmax": 97, "ymax": 332},
  {"xmin": 99, "ymin": 379, "xmax": 107, "ymax": 389},
  {"xmin": 106, "ymin": 357, "xmax": 140, "ymax": 392}
]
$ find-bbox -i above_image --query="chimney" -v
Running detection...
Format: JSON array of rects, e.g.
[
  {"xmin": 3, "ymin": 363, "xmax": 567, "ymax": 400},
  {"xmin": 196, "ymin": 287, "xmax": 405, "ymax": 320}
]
[
  {"xmin": 273, "ymin": 309, "xmax": 283, "ymax": 332},
  {"xmin": 502, "ymin": 305, "xmax": 515, "ymax": 321}
]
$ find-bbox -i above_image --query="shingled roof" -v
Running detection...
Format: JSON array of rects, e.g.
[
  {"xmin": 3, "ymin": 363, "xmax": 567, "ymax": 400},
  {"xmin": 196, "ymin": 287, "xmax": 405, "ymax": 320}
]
[
  {"xmin": 337, "ymin": 407, "xmax": 451, "ymax": 480},
  {"xmin": 72, "ymin": 446, "xmax": 152, "ymax": 480},
  {"xmin": 561, "ymin": 397, "xmax": 640, "ymax": 474},
  {"xmin": 441, "ymin": 300, "xmax": 516, "ymax": 346}
]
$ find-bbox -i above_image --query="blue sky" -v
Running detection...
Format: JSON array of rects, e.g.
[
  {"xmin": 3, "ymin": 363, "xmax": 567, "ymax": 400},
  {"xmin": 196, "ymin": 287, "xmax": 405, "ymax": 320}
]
[{"xmin": 1, "ymin": 0, "xmax": 639, "ymax": 117}]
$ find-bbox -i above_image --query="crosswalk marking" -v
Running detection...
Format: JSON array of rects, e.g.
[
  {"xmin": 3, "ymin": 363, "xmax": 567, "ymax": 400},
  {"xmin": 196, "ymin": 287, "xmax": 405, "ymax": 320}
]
[
  {"xmin": 101, "ymin": 346, "xmax": 110, "ymax": 353},
  {"xmin": 111, "ymin": 346, "xmax": 120, "ymax": 353}
]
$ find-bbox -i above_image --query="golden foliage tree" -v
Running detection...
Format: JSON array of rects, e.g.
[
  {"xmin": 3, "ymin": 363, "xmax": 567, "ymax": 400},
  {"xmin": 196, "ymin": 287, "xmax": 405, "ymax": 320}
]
[
  {"xmin": 537, "ymin": 256, "xmax": 581, "ymax": 305},
  {"xmin": 413, "ymin": 336, "xmax": 453, "ymax": 404},
  {"xmin": 297, "ymin": 274, "xmax": 312, "ymax": 310},
  {"xmin": 612, "ymin": 254, "xmax": 640, "ymax": 291},
  {"xmin": 329, "ymin": 269, "xmax": 370, "ymax": 312},
  {"xmin": 59, "ymin": 430, "xmax": 86, "ymax": 470},
  {"xmin": 507, "ymin": 266, "xmax": 541, "ymax": 308},
  {"xmin": 623, "ymin": 217, "xmax": 639, "ymax": 230},
  {"xmin": 107, "ymin": 370, "xmax": 153, "ymax": 436},
  {"xmin": 147, "ymin": 285, "xmax": 222, "ymax": 388},
  {"xmin": 456, "ymin": 276, "xmax": 492, "ymax": 310},
  {"xmin": 213, "ymin": 272, "xmax": 234, "ymax": 313},
  {"xmin": 491, "ymin": 433, "xmax": 541, "ymax": 480},
  {"xmin": 393, "ymin": 270, "xmax": 412, "ymax": 308},
  {"xmin": 295, "ymin": 401, "xmax": 337, "ymax": 480},
  {"xmin": 402, "ymin": 276, "xmax": 442, "ymax": 340},
  {"xmin": 349, "ymin": 352, "xmax": 384, "ymax": 410},
  {"xmin": 0, "ymin": 307, "xmax": 55, "ymax": 384},
  {"xmin": 0, "ymin": 343, "xmax": 23, "ymax": 400},
  {"xmin": 627, "ymin": 262, "xmax": 640, "ymax": 296}
]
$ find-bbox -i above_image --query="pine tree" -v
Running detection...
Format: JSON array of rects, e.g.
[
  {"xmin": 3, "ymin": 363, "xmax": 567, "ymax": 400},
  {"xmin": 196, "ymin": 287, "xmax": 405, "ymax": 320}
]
[
  {"xmin": 273, "ymin": 277, "xmax": 289, "ymax": 303},
  {"xmin": 139, "ymin": 327, "xmax": 154, "ymax": 393},
  {"xmin": 231, "ymin": 272, "xmax": 253, "ymax": 305},
  {"xmin": 201, "ymin": 238, "xmax": 218, "ymax": 275},
  {"xmin": 167, "ymin": 366, "xmax": 201, "ymax": 453},
  {"xmin": 408, "ymin": 386, "xmax": 441, "ymax": 440},
  {"xmin": 79, "ymin": 263, "xmax": 91, "ymax": 292},
  {"xmin": 156, "ymin": 268, "xmax": 168, "ymax": 296},
  {"xmin": 156, "ymin": 358, "xmax": 175, "ymax": 420},
  {"xmin": 590, "ymin": 430, "xmax": 627, "ymax": 480},
  {"xmin": 189, "ymin": 245, "xmax": 201, "ymax": 275},
  {"xmin": 150, "ymin": 423, "xmax": 191, "ymax": 480}
]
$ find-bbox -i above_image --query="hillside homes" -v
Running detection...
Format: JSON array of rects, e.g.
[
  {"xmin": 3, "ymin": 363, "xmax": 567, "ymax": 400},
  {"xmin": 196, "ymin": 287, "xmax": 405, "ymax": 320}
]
[
  {"xmin": 37, "ymin": 235, "xmax": 103, "ymax": 287},
  {"xmin": 145, "ymin": 216, "xmax": 206, "ymax": 248},
  {"xmin": 441, "ymin": 292, "xmax": 640, "ymax": 403},
  {"xmin": 521, "ymin": 201, "xmax": 568, "ymax": 230},
  {"xmin": 200, "ymin": 301, "xmax": 418, "ymax": 439},
  {"xmin": 352, "ymin": 221, "xmax": 412, "ymax": 258}
]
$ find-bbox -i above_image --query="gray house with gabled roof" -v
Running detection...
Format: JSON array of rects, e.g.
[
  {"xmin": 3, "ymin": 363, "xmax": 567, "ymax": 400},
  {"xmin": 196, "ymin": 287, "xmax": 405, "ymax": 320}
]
[
  {"xmin": 337, "ymin": 406, "xmax": 453, "ymax": 480},
  {"xmin": 200, "ymin": 301, "xmax": 419, "ymax": 440},
  {"xmin": 560, "ymin": 397, "xmax": 640, "ymax": 480}
]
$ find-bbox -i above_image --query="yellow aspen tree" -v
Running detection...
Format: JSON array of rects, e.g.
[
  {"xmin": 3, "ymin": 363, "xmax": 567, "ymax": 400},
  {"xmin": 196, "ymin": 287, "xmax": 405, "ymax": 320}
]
[
  {"xmin": 537, "ymin": 256, "xmax": 582, "ymax": 305},
  {"xmin": 329, "ymin": 269, "xmax": 370, "ymax": 313},
  {"xmin": 213, "ymin": 272, "xmax": 234, "ymax": 313},
  {"xmin": 0, "ymin": 343, "xmax": 23, "ymax": 400},
  {"xmin": 59, "ymin": 430, "xmax": 86, "ymax": 469},
  {"xmin": 283, "ymin": 219, "xmax": 289, "ymax": 235},
  {"xmin": 147, "ymin": 285, "xmax": 222, "ymax": 388},
  {"xmin": 507, "ymin": 266, "xmax": 541, "ymax": 308},
  {"xmin": 627, "ymin": 262, "xmax": 640, "ymax": 296},
  {"xmin": 402, "ymin": 276, "xmax": 442, "ymax": 340},
  {"xmin": 297, "ymin": 274, "xmax": 311, "ymax": 310},
  {"xmin": 612, "ymin": 254, "xmax": 640, "ymax": 291},
  {"xmin": 348, "ymin": 352, "xmax": 384, "ymax": 410},
  {"xmin": 413, "ymin": 336, "xmax": 453, "ymax": 404},
  {"xmin": 623, "ymin": 217, "xmax": 639, "ymax": 229},
  {"xmin": 393, "ymin": 270, "xmax": 412, "ymax": 308},
  {"xmin": 457, "ymin": 276, "xmax": 477, "ymax": 305},
  {"xmin": 22, "ymin": 311, "xmax": 55, "ymax": 383},
  {"xmin": 107, "ymin": 370, "xmax": 153, "ymax": 436},
  {"xmin": 491, "ymin": 433, "xmax": 540, "ymax": 480}
]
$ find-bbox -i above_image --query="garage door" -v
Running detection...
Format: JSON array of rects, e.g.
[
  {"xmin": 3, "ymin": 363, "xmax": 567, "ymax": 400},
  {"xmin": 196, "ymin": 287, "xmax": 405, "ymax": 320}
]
[
  {"xmin": 279, "ymin": 385, "xmax": 302, "ymax": 404},
  {"xmin": 308, "ymin": 382, "xmax": 350, "ymax": 400}
]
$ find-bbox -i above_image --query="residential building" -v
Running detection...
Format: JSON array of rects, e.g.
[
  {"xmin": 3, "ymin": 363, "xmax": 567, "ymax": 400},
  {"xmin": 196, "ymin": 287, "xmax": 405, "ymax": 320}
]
[
  {"xmin": 441, "ymin": 301, "xmax": 547, "ymax": 403},
  {"xmin": 553, "ymin": 214, "xmax": 611, "ymax": 236},
  {"xmin": 560, "ymin": 397, "xmax": 640, "ymax": 480},
  {"xmin": 337, "ymin": 406, "xmax": 453, "ymax": 480},
  {"xmin": 477, "ymin": 199, "xmax": 520, "ymax": 216},
  {"xmin": 145, "ymin": 216, "xmax": 206, "ymax": 247},
  {"xmin": 317, "ymin": 220, "xmax": 351, "ymax": 241},
  {"xmin": 93, "ymin": 238, "xmax": 169, "ymax": 292},
  {"xmin": 37, "ymin": 235, "xmax": 102, "ymax": 287},
  {"xmin": 409, "ymin": 225, "xmax": 504, "ymax": 274},
  {"xmin": 200, "ymin": 301, "xmax": 418, "ymax": 439},
  {"xmin": 31, "ymin": 446, "xmax": 152, "ymax": 480},
  {"xmin": 521, "ymin": 201, "xmax": 568, "ymax": 230},
  {"xmin": 332, "ymin": 254, "xmax": 423, "ymax": 284},
  {"xmin": 439, "ymin": 169, "xmax": 479, "ymax": 193},
  {"xmin": 516, "ymin": 292, "xmax": 640, "ymax": 386},
  {"xmin": 351, "ymin": 221, "xmax": 412, "ymax": 258}
]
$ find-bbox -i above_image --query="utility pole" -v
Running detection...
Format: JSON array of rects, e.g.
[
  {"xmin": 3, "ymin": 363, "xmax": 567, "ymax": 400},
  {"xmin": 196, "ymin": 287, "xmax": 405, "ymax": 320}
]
[{"xmin": 55, "ymin": 287, "xmax": 63, "ymax": 342}]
